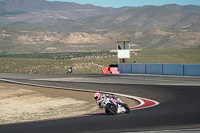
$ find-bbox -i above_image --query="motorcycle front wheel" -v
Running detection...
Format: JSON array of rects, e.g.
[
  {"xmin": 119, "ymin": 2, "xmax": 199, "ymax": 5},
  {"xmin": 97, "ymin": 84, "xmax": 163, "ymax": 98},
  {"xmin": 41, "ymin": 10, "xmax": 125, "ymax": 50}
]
[
  {"xmin": 123, "ymin": 104, "xmax": 130, "ymax": 113},
  {"xmin": 105, "ymin": 104, "xmax": 118, "ymax": 115}
]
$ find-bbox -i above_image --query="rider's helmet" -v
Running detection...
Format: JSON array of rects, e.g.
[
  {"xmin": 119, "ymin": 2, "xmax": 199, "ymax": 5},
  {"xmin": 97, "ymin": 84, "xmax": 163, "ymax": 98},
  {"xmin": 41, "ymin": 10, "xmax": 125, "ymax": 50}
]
[{"xmin": 94, "ymin": 92, "xmax": 100, "ymax": 101}]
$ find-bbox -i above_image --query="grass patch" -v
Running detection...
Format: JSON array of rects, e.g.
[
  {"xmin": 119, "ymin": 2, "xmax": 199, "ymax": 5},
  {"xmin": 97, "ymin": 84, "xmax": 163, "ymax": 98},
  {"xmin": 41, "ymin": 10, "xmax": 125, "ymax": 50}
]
[
  {"xmin": 132, "ymin": 47, "xmax": 200, "ymax": 64},
  {"xmin": 0, "ymin": 48, "xmax": 200, "ymax": 74}
]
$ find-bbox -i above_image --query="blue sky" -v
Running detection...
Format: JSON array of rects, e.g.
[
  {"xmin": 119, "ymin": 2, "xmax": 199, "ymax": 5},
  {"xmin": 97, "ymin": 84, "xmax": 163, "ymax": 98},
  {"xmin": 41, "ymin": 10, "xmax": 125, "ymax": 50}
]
[{"xmin": 47, "ymin": 0, "xmax": 200, "ymax": 8}]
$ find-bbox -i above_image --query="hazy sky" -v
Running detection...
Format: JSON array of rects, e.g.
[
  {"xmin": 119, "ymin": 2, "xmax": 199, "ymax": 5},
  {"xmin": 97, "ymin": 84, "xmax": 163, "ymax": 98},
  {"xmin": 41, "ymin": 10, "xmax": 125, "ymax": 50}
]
[{"xmin": 47, "ymin": 0, "xmax": 200, "ymax": 8}]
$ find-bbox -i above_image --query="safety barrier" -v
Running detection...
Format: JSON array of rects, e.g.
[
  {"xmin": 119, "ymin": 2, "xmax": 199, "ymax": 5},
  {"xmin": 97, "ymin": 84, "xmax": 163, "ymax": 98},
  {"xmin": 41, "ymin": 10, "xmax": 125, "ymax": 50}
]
[
  {"xmin": 118, "ymin": 63, "xmax": 200, "ymax": 76},
  {"xmin": 101, "ymin": 67, "xmax": 120, "ymax": 75},
  {"xmin": 101, "ymin": 67, "xmax": 110, "ymax": 74},
  {"xmin": 110, "ymin": 67, "xmax": 120, "ymax": 75}
]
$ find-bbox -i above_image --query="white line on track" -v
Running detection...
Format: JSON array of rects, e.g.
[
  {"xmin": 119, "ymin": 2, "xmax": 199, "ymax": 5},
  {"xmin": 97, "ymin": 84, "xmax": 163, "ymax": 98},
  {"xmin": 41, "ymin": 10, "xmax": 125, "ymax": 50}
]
[
  {"xmin": 0, "ymin": 78, "xmax": 159, "ymax": 110},
  {"xmin": 125, "ymin": 128, "xmax": 200, "ymax": 133},
  {"xmin": 1, "ymin": 78, "xmax": 198, "ymax": 133}
]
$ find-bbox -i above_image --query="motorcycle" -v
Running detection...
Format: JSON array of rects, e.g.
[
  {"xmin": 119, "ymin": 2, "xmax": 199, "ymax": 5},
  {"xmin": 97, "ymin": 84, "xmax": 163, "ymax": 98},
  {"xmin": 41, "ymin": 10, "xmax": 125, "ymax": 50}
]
[
  {"xmin": 66, "ymin": 68, "xmax": 72, "ymax": 74},
  {"xmin": 103, "ymin": 97, "xmax": 130, "ymax": 115}
]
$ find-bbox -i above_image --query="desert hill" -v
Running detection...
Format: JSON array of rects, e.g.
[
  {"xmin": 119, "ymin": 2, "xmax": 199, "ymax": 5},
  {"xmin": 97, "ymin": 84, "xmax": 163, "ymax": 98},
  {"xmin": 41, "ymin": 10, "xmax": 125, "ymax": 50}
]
[{"xmin": 0, "ymin": 0, "xmax": 200, "ymax": 53}]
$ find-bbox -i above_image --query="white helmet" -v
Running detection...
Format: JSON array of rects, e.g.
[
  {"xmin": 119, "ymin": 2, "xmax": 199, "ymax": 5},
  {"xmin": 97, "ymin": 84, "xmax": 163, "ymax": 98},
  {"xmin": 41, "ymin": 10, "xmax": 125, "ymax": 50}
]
[{"xmin": 94, "ymin": 92, "xmax": 100, "ymax": 101}]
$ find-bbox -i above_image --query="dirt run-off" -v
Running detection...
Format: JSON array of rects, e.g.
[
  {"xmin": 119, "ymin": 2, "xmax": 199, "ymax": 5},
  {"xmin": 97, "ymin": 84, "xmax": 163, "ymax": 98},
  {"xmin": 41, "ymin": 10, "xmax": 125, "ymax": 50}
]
[{"xmin": 0, "ymin": 81, "xmax": 138, "ymax": 124}]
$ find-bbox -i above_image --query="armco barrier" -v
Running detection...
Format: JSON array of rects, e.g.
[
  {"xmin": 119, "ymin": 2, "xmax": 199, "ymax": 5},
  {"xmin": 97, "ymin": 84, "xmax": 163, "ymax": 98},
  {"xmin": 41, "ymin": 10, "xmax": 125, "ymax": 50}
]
[{"xmin": 118, "ymin": 63, "xmax": 200, "ymax": 76}]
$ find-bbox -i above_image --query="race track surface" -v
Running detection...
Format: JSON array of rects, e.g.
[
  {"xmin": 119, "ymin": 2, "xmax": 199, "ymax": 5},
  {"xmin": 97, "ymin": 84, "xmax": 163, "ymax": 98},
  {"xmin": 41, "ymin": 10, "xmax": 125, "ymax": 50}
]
[{"xmin": 0, "ymin": 74, "xmax": 200, "ymax": 133}]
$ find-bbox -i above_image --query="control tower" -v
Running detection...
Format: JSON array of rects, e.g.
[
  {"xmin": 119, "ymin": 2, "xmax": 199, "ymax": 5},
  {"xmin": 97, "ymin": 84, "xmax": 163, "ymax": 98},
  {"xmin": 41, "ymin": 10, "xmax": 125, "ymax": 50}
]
[{"xmin": 117, "ymin": 40, "xmax": 130, "ymax": 64}]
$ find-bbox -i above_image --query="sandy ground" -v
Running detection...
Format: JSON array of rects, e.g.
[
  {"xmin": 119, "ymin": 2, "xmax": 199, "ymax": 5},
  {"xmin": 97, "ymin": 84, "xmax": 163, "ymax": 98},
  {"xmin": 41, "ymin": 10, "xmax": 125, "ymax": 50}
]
[{"xmin": 0, "ymin": 81, "xmax": 138, "ymax": 124}]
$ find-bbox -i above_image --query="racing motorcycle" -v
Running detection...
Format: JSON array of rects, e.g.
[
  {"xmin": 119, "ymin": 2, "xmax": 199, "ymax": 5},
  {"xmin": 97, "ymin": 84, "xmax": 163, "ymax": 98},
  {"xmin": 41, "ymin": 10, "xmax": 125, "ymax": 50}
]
[{"xmin": 104, "ymin": 97, "xmax": 130, "ymax": 115}]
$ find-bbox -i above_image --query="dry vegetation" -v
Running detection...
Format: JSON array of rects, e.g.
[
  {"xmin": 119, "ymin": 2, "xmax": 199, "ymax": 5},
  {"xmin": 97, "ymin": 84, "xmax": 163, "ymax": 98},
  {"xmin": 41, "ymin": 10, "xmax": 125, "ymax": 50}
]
[
  {"xmin": 0, "ymin": 82, "xmax": 99, "ymax": 124},
  {"xmin": 0, "ymin": 47, "xmax": 200, "ymax": 74}
]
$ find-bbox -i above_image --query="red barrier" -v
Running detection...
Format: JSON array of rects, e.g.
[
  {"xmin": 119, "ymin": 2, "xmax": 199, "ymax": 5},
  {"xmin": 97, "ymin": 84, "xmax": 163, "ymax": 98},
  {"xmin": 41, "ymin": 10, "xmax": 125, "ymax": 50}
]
[
  {"xmin": 110, "ymin": 67, "xmax": 120, "ymax": 75},
  {"xmin": 101, "ymin": 67, "xmax": 110, "ymax": 74}
]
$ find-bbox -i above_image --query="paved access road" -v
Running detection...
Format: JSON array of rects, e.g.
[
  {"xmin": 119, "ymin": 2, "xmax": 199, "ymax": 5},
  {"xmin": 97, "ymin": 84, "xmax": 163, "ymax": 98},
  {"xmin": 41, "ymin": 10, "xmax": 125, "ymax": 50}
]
[{"xmin": 0, "ymin": 74, "xmax": 200, "ymax": 133}]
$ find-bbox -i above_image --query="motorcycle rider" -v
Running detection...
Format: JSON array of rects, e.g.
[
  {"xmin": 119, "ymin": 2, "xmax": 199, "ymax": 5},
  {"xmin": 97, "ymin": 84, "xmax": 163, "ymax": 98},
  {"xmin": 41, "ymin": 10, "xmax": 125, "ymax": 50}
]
[{"xmin": 94, "ymin": 92, "xmax": 124, "ymax": 108}]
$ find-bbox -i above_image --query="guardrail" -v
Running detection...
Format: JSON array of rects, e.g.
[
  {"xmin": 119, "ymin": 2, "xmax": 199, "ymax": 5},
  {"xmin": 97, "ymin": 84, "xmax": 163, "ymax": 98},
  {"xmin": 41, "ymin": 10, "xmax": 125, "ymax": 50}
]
[{"xmin": 118, "ymin": 63, "xmax": 200, "ymax": 76}]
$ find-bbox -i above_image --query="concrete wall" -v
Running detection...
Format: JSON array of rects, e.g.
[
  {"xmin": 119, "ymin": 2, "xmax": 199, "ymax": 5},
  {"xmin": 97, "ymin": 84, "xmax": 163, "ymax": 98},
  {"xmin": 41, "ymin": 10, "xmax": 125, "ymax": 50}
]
[
  {"xmin": 118, "ymin": 63, "xmax": 200, "ymax": 76},
  {"xmin": 119, "ymin": 63, "xmax": 132, "ymax": 73},
  {"xmin": 131, "ymin": 64, "xmax": 146, "ymax": 74},
  {"xmin": 145, "ymin": 64, "xmax": 163, "ymax": 75},
  {"xmin": 163, "ymin": 64, "xmax": 184, "ymax": 76},
  {"xmin": 184, "ymin": 64, "xmax": 200, "ymax": 76}
]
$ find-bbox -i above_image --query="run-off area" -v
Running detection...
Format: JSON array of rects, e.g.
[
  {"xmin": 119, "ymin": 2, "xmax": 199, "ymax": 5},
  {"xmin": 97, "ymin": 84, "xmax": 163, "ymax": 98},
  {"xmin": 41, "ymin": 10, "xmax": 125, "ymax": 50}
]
[{"xmin": 0, "ymin": 81, "xmax": 138, "ymax": 124}]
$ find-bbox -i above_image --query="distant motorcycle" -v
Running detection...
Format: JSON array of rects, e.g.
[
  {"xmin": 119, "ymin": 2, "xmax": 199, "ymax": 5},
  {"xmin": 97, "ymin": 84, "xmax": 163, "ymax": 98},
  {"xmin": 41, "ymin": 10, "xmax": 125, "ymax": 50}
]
[
  {"xmin": 104, "ymin": 97, "xmax": 130, "ymax": 115},
  {"xmin": 66, "ymin": 67, "xmax": 73, "ymax": 74},
  {"xmin": 66, "ymin": 68, "xmax": 72, "ymax": 74}
]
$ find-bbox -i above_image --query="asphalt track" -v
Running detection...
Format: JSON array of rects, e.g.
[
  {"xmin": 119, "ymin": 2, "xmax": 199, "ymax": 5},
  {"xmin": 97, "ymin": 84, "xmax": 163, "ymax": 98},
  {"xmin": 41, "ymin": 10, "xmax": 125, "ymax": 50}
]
[{"xmin": 0, "ymin": 74, "xmax": 200, "ymax": 133}]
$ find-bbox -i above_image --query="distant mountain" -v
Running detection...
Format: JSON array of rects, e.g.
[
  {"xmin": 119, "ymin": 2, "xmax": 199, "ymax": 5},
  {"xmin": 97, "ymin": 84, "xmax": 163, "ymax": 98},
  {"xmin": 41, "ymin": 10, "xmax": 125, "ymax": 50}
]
[
  {"xmin": 163, "ymin": 4, "xmax": 200, "ymax": 14},
  {"xmin": 0, "ymin": 1, "xmax": 200, "ymax": 53},
  {"xmin": 4, "ymin": 5, "xmax": 200, "ymax": 32},
  {"xmin": 1, "ymin": 0, "xmax": 200, "ymax": 31},
  {"xmin": 0, "ymin": 0, "xmax": 131, "ymax": 24},
  {"xmin": 76, "ymin": 6, "xmax": 200, "ymax": 32}
]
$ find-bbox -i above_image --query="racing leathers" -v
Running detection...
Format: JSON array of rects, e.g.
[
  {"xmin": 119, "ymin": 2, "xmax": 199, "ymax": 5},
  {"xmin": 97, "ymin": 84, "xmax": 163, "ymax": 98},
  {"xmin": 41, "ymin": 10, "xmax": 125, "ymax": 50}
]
[{"xmin": 96, "ymin": 94, "xmax": 124, "ymax": 108}]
